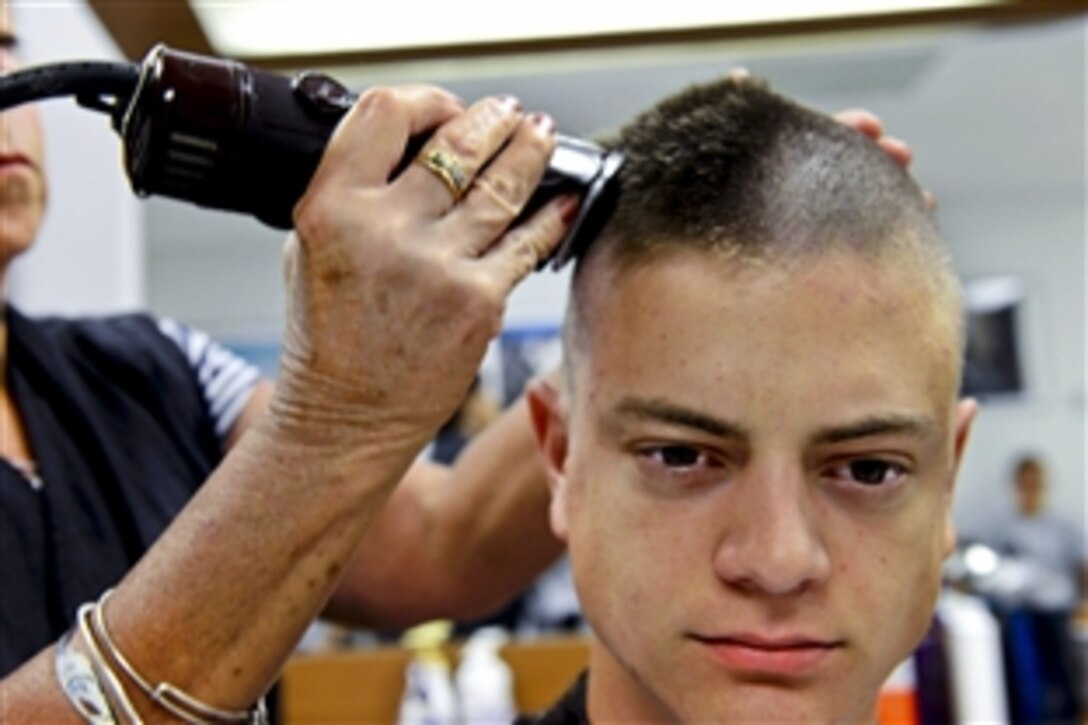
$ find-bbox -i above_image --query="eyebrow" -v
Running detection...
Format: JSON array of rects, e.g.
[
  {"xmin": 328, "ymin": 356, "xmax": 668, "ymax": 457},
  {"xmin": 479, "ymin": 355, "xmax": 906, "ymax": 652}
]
[
  {"xmin": 611, "ymin": 397, "xmax": 750, "ymax": 440},
  {"xmin": 610, "ymin": 397, "xmax": 938, "ymax": 446},
  {"xmin": 810, "ymin": 415, "xmax": 938, "ymax": 446}
]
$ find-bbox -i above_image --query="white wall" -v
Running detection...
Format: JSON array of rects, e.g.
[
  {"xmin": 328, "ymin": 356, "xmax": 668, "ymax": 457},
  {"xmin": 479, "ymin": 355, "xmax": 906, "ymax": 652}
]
[
  {"xmin": 7, "ymin": 1, "xmax": 143, "ymax": 315},
  {"xmin": 943, "ymin": 193, "xmax": 1085, "ymax": 538}
]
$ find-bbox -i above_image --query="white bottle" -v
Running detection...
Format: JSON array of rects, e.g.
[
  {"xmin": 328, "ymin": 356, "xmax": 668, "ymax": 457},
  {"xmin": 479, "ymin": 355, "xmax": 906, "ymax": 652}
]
[
  {"xmin": 398, "ymin": 621, "xmax": 459, "ymax": 725},
  {"xmin": 455, "ymin": 627, "xmax": 516, "ymax": 725},
  {"xmin": 937, "ymin": 589, "xmax": 1009, "ymax": 723}
]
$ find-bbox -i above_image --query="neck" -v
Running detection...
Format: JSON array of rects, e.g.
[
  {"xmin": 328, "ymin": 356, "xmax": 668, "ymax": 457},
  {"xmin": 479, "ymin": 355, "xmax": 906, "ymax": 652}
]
[
  {"xmin": 0, "ymin": 304, "xmax": 7, "ymax": 385},
  {"xmin": 0, "ymin": 273, "xmax": 7, "ymax": 377}
]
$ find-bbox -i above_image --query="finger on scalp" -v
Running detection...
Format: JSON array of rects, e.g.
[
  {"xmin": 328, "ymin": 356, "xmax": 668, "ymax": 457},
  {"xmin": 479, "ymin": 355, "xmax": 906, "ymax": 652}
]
[
  {"xmin": 834, "ymin": 108, "xmax": 883, "ymax": 140},
  {"xmin": 877, "ymin": 136, "xmax": 913, "ymax": 168},
  {"xmin": 313, "ymin": 85, "xmax": 464, "ymax": 189}
]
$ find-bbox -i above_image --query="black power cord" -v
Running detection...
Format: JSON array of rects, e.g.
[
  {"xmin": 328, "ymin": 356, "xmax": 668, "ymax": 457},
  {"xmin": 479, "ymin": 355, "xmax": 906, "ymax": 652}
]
[{"xmin": 0, "ymin": 61, "xmax": 138, "ymax": 127}]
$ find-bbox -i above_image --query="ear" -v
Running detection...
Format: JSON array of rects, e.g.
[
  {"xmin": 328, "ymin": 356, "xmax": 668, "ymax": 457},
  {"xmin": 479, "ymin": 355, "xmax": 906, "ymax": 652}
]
[
  {"xmin": 942, "ymin": 397, "xmax": 979, "ymax": 556},
  {"xmin": 526, "ymin": 376, "xmax": 572, "ymax": 542}
]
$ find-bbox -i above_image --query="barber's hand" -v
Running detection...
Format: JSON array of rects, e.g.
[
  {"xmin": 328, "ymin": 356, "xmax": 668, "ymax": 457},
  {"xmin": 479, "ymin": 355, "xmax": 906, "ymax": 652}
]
[{"xmin": 272, "ymin": 86, "xmax": 574, "ymax": 453}]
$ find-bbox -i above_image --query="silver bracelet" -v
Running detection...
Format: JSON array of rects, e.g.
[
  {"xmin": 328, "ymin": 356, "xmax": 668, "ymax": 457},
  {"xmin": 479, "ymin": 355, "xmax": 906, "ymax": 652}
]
[
  {"xmin": 92, "ymin": 589, "xmax": 267, "ymax": 724},
  {"xmin": 77, "ymin": 603, "xmax": 144, "ymax": 724},
  {"xmin": 54, "ymin": 624, "xmax": 117, "ymax": 724}
]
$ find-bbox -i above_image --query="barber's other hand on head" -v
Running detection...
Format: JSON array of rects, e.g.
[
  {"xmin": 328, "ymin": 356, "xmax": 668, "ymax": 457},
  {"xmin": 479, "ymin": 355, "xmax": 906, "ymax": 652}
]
[
  {"xmin": 834, "ymin": 107, "xmax": 937, "ymax": 208},
  {"xmin": 273, "ymin": 86, "xmax": 574, "ymax": 454}
]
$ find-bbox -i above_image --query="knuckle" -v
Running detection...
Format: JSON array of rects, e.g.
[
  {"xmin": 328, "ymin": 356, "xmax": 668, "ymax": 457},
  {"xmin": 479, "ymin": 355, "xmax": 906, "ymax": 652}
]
[
  {"xmin": 486, "ymin": 173, "xmax": 524, "ymax": 206},
  {"xmin": 513, "ymin": 237, "xmax": 541, "ymax": 277},
  {"xmin": 292, "ymin": 194, "xmax": 333, "ymax": 248},
  {"xmin": 519, "ymin": 120, "xmax": 558, "ymax": 156},
  {"xmin": 426, "ymin": 240, "xmax": 459, "ymax": 269},
  {"xmin": 502, "ymin": 227, "xmax": 544, "ymax": 280},
  {"xmin": 354, "ymin": 86, "xmax": 400, "ymax": 116},
  {"xmin": 444, "ymin": 132, "xmax": 483, "ymax": 162},
  {"xmin": 473, "ymin": 174, "xmax": 525, "ymax": 220}
]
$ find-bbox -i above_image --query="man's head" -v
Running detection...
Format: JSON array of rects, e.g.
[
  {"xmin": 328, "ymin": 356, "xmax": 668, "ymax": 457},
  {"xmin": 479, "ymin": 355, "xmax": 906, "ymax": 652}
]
[
  {"xmin": 0, "ymin": 0, "xmax": 47, "ymax": 274},
  {"xmin": 1013, "ymin": 455, "xmax": 1046, "ymax": 517},
  {"xmin": 529, "ymin": 76, "xmax": 976, "ymax": 722}
]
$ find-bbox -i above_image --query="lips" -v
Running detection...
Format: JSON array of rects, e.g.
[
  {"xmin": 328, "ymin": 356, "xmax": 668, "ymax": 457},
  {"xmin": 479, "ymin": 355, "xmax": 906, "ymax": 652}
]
[
  {"xmin": 692, "ymin": 632, "xmax": 844, "ymax": 677},
  {"xmin": 0, "ymin": 153, "xmax": 33, "ymax": 170}
]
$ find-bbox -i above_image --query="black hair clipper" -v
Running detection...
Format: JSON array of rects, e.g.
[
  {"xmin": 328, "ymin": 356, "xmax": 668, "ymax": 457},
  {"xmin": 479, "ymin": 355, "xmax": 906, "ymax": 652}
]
[{"xmin": 0, "ymin": 44, "xmax": 623, "ymax": 269}]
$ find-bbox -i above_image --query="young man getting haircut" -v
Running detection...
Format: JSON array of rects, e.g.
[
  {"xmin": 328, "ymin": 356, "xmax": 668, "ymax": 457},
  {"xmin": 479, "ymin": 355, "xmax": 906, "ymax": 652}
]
[{"xmin": 527, "ymin": 76, "xmax": 976, "ymax": 722}]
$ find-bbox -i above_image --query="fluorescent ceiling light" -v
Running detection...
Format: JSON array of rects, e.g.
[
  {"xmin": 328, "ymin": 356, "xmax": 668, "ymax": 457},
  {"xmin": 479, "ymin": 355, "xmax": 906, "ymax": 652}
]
[{"xmin": 192, "ymin": 0, "xmax": 1000, "ymax": 58}]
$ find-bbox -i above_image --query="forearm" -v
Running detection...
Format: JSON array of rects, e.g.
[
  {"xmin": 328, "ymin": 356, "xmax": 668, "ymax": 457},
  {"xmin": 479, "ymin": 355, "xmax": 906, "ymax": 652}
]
[
  {"xmin": 0, "ymin": 83, "xmax": 570, "ymax": 719},
  {"xmin": 1, "ymin": 416, "xmax": 420, "ymax": 719},
  {"xmin": 434, "ymin": 397, "xmax": 565, "ymax": 613},
  {"xmin": 328, "ymin": 397, "xmax": 564, "ymax": 628}
]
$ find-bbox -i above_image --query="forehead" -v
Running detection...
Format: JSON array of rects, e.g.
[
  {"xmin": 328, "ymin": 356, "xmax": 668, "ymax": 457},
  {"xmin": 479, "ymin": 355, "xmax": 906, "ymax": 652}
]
[{"xmin": 571, "ymin": 245, "xmax": 960, "ymax": 423}]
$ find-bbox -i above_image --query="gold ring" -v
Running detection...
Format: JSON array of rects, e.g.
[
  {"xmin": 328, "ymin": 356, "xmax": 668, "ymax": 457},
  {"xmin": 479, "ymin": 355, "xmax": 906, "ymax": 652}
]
[{"xmin": 416, "ymin": 148, "xmax": 470, "ymax": 201}]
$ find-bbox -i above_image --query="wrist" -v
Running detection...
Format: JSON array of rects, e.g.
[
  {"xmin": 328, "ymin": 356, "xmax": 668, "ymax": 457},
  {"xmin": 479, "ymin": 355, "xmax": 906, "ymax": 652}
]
[{"xmin": 251, "ymin": 388, "xmax": 431, "ymax": 492}]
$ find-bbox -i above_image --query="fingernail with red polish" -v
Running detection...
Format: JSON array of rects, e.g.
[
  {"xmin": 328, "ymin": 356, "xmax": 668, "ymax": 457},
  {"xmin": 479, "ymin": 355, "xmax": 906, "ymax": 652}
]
[
  {"xmin": 530, "ymin": 112, "xmax": 557, "ymax": 136},
  {"xmin": 557, "ymin": 194, "xmax": 580, "ymax": 225}
]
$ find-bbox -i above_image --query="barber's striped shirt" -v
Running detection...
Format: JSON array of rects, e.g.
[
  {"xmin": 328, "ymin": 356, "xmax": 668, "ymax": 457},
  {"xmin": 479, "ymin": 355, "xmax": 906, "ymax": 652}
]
[{"xmin": 157, "ymin": 318, "xmax": 262, "ymax": 446}]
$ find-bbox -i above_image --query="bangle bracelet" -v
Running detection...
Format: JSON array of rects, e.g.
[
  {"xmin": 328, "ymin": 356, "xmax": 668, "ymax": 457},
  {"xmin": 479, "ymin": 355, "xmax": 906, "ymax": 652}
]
[
  {"xmin": 92, "ymin": 589, "xmax": 266, "ymax": 724},
  {"xmin": 55, "ymin": 625, "xmax": 117, "ymax": 725},
  {"xmin": 77, "ymin": 603, "xmax": 144, "ymax": 724}
]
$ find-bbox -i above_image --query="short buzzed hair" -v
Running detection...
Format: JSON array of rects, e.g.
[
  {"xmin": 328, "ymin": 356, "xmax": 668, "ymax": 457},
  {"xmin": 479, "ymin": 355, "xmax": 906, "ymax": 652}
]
[
  {"xmin": 566, "ymin": 76, "xmax": 963, "ymax": 377},
  {"xmin": 590, "ymin": 76, "xmax": 939, "ymax": 261}
]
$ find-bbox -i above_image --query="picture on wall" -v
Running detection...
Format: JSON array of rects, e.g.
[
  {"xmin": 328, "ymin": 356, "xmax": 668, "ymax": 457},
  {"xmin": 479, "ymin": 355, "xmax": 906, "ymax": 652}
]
[{"xmin": 961, "ymin": 275, "xmax": 1026, "ymax": 399}]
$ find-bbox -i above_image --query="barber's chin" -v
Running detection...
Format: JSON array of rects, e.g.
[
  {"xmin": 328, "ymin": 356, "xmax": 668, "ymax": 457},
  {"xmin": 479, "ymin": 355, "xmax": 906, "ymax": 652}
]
[{"xmin": 0, "ymin": 213, "xmax": 40, "ymax": 264}]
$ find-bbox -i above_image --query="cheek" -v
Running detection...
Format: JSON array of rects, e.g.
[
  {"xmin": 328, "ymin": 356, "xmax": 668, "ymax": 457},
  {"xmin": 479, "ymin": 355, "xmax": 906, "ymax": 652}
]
[
  {"xmin": 566, "ymin": 465, "xmax": 708, "ymax": 633},
  {"xmin": 836, "ymin": 504, "xmax": 947, "ymax": 664}
]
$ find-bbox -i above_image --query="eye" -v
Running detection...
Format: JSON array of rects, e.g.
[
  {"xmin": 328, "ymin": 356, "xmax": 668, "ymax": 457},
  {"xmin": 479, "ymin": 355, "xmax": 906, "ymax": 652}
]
[
  {"xmin": 657, "ymin": 445, "xmax": 704, "ymax": 467},
  {"xmin": 632, "ymin": 443, "xmax": 730, "ymax": 493},
  {"xmin": 644, "ymin": 445, "xmax": 719, "ymax": 469},
  {"xmin": 826, "ymin": 458, "xmax": 908, "ymax": 487}
]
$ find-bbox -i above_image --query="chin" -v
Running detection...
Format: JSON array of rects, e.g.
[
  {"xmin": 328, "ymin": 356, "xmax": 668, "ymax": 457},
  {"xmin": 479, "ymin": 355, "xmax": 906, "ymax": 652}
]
[
  {"xmin": 681, "ymin": 686, "xmax": 876, "ymax": 725},
  {"xmin": 0, "ymin": 214, "xmax": 41, "ymax": 264}
]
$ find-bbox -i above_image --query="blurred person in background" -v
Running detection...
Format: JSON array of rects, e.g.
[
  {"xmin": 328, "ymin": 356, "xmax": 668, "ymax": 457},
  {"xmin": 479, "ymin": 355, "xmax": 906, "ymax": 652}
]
[{"xmin": 982, "ymin": 454, "xmax": 1086, "ymax": 719}]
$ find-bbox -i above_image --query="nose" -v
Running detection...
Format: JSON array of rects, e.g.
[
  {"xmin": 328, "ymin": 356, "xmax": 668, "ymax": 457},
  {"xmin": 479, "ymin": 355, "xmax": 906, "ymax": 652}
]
[{"xmin": 712, "ymin": 461, "xmax": 832, "ymax": 597}]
